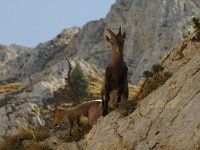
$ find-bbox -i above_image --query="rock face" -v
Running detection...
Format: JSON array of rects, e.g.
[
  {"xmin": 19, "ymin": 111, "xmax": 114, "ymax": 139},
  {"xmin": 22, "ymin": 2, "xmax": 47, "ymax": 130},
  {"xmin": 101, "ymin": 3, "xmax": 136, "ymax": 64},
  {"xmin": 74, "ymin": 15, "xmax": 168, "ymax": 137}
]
[
  {"xmin": 0, "ymin": 27, "xmax": 80, "ymax": 81},
  {"xmin": 0, "ymin": 0, "xmax": 200, "ymax": 149},
  {"xmin": 0, "ymin": 57, "xmax": 102, "ymax": 142},
  {"xmin": 51, "ymin": 0, "xmax": 200, "ymax": 82},
  {"xmin": 0, "ymin": 1, "xmax": 200, "ymax": 83},
  {"xmin": 56, "ymin": 32, "xmax": 200, "ymax": 150}
]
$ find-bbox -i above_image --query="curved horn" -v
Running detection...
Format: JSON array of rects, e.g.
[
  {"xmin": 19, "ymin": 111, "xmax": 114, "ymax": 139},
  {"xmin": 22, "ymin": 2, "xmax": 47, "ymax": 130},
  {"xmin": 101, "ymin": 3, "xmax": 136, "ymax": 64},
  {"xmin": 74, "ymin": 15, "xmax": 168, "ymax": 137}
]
[
  {"xmin": 118, "ymin": 26, "xmax": 122, "ymax": 35},
  {"xmin": 106, "ymin": 29, "xmax": 115, "ymax": 37}
]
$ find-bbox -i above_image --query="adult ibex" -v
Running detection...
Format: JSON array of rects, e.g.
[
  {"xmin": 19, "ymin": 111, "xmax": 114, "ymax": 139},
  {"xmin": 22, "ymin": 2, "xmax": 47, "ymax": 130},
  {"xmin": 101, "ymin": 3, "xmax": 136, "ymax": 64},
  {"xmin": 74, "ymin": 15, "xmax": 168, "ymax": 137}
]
[{"xmin": 101, "ymin": 26, "xmax": 129, "ymax": 116}]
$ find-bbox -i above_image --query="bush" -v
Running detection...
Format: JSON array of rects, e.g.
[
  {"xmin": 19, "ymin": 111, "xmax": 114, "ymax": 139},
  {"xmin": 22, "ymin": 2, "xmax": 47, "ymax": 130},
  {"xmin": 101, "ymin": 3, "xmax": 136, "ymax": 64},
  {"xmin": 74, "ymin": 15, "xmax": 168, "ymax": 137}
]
[
  {"xmin": 0, "ymin": 128, "xmax": 51, "ymax": 150},
  {"xmin": 143, "ymin": 70, "xmax": 154, "ymax": 78},
  {"xmin": 151, "ymin": 64, "xmax": 164, "ymax": 74},
  {"xmin": 138, "ymin": 64, "xmax": 172, "ymax": 100},
  {"xmin": 71, "ymin": 63, "xmax": 89, "ymax": 99},
  {"xmin": 191, "ymin": 16, "xmax": 200, "ymax": 41},
  {"xmin": 45, "ymin": 63, "xmax": 90, "ymax": 105},
  {"xmin": 192, "ymin": 16, "xmax": 200, "ymax": 30}
]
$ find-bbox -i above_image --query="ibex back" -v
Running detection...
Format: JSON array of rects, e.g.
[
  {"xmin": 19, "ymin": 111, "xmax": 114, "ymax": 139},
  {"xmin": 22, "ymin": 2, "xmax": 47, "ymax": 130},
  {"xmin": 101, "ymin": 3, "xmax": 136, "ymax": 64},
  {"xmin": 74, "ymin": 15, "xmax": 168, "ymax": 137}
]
[
  {"xmin": 101, "ymin": 26, "xmax": 129, "ymax": 116},
  {"xmin": 50, "ymin": 100, "xmax": 102, "ymax": 135}
]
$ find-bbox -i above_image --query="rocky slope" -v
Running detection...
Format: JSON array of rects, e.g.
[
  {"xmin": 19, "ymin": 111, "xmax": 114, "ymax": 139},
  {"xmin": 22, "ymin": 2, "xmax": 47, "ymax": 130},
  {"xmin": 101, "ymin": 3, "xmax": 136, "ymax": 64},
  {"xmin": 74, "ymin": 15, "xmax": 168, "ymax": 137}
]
[
  {"xmin": 0, "ymin": 57, "xmax": 103, "ymax": 142},
  {"xmin": 1, "ymin": 1, "xmax": 199, "ymax": 83},
  {"xmin": 46, "ymin": 29, "xmax": 200, "ymax": 150},
  {"xmin": 0, "ymin": 27, "xmax": 80, "ymax": 82},
  {"xmin": 0, "ymin": 0, "xmax": 200, "ymax": 149},
  {"xmin": 49, "ymin": 0, "xmax": 200, "ymax": 82}
]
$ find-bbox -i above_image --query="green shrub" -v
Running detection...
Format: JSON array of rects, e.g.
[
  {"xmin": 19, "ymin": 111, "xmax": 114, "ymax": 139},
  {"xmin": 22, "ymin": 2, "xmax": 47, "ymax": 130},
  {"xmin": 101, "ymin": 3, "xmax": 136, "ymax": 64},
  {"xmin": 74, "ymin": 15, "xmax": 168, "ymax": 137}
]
[
  {"xmin": 71, "ymin": 63, "xmax": 89, "ymax": 99},
  {"xmin": 151, "ymin": 64, "xmax": 164, "ymax": 74},
  {"xmin": 143, "ymin": 70, "xmax": 154, "ymax": 78},
  {"xmin": 138, "ymin": 64, "xmax": 172, "ymax": 100},
  {"xmin": 191, "ymin": 16, "xmax": 200, "ymax": 41},
  {"xmin": 192, "ymin": 16, "xmax": 200, "ymax": 30}
]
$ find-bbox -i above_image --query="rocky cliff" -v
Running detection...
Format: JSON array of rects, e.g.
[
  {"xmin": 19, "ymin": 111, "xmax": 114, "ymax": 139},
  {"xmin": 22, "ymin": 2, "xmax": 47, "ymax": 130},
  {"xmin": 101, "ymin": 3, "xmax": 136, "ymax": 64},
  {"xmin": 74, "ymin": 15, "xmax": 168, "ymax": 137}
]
[
  {"xmin": 1, "ymin": 0, "xmax": 199, "ymax": 83},
  {"xmin": 49, "ymin": 0, "xmax": 200, "ymax": 82},
  {"xmin": 45, "ymin": 29, "xmax": 200, "ymax": 150},
  {"xmin": 0, "ymin": 0, "xmax": 200, "ymax": 149}
]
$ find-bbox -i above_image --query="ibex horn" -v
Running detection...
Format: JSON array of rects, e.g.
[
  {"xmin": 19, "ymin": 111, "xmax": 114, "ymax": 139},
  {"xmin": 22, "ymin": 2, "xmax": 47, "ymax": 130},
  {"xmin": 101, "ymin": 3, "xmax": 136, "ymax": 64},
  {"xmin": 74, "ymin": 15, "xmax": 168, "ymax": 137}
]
[
  {"xmin": 106, "ymin": 29, "xmax": 115, "ymax": 37},
  {"xmin": 118, "ymin": 26, "xmax": 122, "ymax": 35}
]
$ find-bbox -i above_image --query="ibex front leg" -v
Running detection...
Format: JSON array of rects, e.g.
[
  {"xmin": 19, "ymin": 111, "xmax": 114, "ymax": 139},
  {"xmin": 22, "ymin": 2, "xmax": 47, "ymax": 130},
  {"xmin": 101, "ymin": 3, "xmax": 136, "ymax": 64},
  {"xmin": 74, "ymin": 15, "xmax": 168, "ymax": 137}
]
[
  {"xmin": 103, "ymin": 70, "xmax": 111, "ymax": 116},
  {"xmin": 116, "ymin": 68, "xmax": 128, "ymax": 108}
]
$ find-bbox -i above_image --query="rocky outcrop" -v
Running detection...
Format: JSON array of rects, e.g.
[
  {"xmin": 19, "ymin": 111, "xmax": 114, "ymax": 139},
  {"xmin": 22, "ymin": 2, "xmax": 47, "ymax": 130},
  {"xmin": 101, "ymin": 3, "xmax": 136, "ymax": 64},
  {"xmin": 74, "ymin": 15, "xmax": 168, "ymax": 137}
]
[
  {"xmin": 50, "ymin": 0, "xmax": 200, "ymax": 82},
  {"xmin": 0, "ymin": 0, "xmax": 200, "ymax": 149},
  {"xmin": 0, "ymin": 1, "xmax": 199, "ymax": 83},
  {"xmin": 49, "ymin": 31, "xmax": 200, "ymax": 150},
  {"xmin": 0, "ymin": 27, "xmax": 80, "ymax": 81},
  {"xmin": 0, "ymin": 58, "xmax": 102, "ymax": 142}
]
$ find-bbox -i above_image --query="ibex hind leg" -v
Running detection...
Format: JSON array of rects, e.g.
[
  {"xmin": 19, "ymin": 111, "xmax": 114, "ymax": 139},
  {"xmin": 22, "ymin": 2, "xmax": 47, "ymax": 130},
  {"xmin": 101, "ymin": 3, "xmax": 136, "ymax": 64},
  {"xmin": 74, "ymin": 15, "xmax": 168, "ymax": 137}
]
[
  {"xmin": 116, "ymin": 91, "xmax": 128, "ymax": 108},
  {"xmin": 103, "ymin": 98, "xmax": 109, "ymax": 116}
]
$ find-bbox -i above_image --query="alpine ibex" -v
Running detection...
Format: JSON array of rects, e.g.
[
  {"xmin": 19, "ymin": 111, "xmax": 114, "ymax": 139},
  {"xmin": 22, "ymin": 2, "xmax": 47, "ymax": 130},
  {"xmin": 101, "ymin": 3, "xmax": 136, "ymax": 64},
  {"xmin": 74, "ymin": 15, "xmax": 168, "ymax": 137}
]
[
  {"xmin": 101, "ymin": 26, "xmax": 129, "ymax": 116},
  {"xmin": 50, "ymin": 100, "xmax": 102, "ymax": 135}
]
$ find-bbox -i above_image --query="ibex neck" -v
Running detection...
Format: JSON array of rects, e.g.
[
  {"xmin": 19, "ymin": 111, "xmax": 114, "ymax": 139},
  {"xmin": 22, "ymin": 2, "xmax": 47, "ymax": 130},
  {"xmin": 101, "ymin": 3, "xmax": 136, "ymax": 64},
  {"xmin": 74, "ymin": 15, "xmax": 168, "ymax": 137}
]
[{"xmin": 110, "ymin": 51, "xmax": 124, "ymax": 65}]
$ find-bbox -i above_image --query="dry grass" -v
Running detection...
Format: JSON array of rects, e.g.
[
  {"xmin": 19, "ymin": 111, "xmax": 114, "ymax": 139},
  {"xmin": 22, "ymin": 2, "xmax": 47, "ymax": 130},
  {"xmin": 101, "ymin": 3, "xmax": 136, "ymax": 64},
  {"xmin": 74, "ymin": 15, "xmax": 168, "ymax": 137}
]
[
  {"xmin": 88, "ymin": 76, "xmax": 141, "ymax": 101},
  {"xmin": 136, "ymin": 71, "xmax": 172, "ymax": 100},
  {"xmin": 87, "ymin": 76, "xmax": 103, "ymax": 99},
  {"xmin": 0, "ymin": 128, "xmax": 51, "ymax": 150},
  {"xmin": 118, "ymin": 100, "xmax": 137, "ymax": 116},
  {"xmin": 24, "ymin": 141, "xmax": 52, "ymax": 150},
  {"xmin": 0, "ymin": 82, "xmax": 22, "ymax": 93},
  {"xmin": 60, "ymin": 124, "xmax": 92, "ymax": 142}
]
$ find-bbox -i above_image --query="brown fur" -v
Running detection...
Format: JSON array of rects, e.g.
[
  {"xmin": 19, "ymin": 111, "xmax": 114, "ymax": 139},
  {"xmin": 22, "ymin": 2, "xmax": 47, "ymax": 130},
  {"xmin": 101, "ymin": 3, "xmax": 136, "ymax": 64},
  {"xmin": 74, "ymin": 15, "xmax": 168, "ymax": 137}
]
[
  {"xmin": 101, "ymin": 27, "xmax": 129, "ymax": 116},
  {"xmin": 51, "ymin": 100, "xmax": 102, "ymax": 135}
]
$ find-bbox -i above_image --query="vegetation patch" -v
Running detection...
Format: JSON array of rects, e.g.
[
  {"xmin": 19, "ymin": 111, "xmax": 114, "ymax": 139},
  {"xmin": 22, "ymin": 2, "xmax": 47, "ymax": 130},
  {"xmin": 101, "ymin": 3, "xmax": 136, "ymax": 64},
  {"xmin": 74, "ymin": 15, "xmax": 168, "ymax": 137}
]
[
  {"xmin": 0, "ymin": 82, "xmax": 22, "ymax": 93},
  {"xmin": 136, "ymin": 64, "xmax": 172, "ymax": 100},
  {"xmin": 192, "ymin": 16, "xmax": 200, "ymax": 31},
  {"xmin": 118, "ymin": 100, "xmax": 137, "ymax": 116},
  {"xmin": 0, "ymin": 128, "xmax": 51, "ymax": 150},
  {"xmin": 70, "ymin": 63, "xmax": 89, "ymax": 99},
  {"xmin": 55, "ymin": 124, "xmax": 92, "ymax": 142},
  {"xmin": 191, "ymin": 16, "xmax": 200, "ymax": 41}
]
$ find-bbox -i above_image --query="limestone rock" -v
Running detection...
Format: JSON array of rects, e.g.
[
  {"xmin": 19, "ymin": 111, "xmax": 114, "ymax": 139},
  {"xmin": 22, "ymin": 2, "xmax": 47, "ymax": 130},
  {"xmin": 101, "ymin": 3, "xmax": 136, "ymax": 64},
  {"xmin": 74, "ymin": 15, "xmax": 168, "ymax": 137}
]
[
  {"xmin": 51, "ymin": 0, "xmax": 200, "ymax": 83},
  {"xmin": 74, "ymin": 32, "xmax": 200, "ymax": 150},
  {"xmin": 0, "ymin": 27, "xmax": 79, "ymax": 81},
  {"xmin": 0, "ymin": 58, "xmax": 102, "ymax": 142}
]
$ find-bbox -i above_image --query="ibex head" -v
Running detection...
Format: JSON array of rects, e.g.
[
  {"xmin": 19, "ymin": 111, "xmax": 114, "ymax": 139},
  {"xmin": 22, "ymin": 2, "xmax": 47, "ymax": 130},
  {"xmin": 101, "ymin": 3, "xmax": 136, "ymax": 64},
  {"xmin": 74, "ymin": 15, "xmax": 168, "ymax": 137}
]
[
  {"xmin": 105, "ymin": 26, "xmax": 126, "ymax": 54},
  {"xmin": 49, "ymin": 104, "xmax": 63, "ymax": 127}
]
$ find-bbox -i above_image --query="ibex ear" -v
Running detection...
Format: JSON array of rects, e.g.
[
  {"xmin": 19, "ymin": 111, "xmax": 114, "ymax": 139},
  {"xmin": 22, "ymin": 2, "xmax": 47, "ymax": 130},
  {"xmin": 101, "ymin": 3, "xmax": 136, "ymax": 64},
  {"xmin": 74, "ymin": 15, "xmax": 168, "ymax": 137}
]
[
  {"xmin": 105, "ymin": 35, "xmax": 111, "ymax": 43},
  {"xmin": 123, "ymin": 31, "xmax": 126, "ymax": 39}
]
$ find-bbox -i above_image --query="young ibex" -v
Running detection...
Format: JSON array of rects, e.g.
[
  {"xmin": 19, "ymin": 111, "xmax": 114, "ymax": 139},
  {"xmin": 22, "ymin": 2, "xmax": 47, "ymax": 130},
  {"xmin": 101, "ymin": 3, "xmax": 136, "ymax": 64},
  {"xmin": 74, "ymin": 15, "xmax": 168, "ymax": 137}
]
[
  {"xmin": 101, "ymin": 26, "xmax": 129, "ymax": 116},
  {"xmin": 50, "ymin": 100, "xmax": 102, "ymax": 135}
]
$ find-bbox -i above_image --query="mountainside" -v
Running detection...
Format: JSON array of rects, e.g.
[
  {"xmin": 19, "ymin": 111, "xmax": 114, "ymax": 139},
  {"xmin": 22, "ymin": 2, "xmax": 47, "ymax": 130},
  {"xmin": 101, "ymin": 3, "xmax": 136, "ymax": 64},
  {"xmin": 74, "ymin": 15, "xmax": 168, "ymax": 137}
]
[
  {"xmin": 49, "ymin": 0, "xmax": 200, "ymax": 83},
  {"xmin": 1, "ymin": 0, "xmax": 199, "ymax": 83},
  {"xmin": 0, "ymin": 27, "xmax": 80, "ymax": 82},
  {"xmin": 0, "ymin": 0, "xmax": 200, "ymax": 149},
  {"xmin": 44, "ymin": 29, "xmax": 200, "ymax": 150}
]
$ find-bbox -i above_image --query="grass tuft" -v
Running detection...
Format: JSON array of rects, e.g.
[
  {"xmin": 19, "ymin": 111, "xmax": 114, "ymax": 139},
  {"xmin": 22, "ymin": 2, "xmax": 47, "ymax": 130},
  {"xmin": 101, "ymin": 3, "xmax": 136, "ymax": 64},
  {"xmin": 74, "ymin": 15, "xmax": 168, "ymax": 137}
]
[
  {"xmin": 0, "ymin": 82, "xmax": 22, "ymax": 93},
  {"xmin": 118, "ymin": 100, "xmax": 137, "ymax": 116},
  {"xmin": 0, "ymin": 128, "xmax": 51, "ymax": 150}
]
